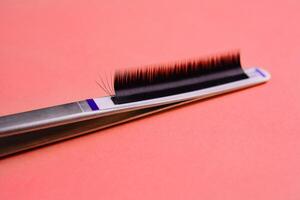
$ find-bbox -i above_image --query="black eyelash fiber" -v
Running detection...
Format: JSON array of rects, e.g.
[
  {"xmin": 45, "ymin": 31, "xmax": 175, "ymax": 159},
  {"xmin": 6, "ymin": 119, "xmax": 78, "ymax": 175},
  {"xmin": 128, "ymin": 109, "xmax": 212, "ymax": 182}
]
[{"xmin": 112, "ymin": 52, "xmax": 248, "ymax": 104}]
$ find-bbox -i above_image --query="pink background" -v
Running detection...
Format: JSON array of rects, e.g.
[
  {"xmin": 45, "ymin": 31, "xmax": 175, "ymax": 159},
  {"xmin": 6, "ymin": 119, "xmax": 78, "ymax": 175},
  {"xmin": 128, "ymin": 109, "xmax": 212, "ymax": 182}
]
[{"xmin": 0, "ymin": 0, "xmax": 300, "ymax": 199}]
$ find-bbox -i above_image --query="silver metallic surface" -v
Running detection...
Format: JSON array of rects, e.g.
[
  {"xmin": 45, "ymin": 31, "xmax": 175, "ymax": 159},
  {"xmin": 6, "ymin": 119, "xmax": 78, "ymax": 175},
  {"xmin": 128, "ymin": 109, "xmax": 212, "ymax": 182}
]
[
  {"xmin": 78, "ymin": 100, "xmax": 93, "ymax": 112},
  {"xmin": 0, "ymin": 102, "xmax": 84, "ymax": 136}
]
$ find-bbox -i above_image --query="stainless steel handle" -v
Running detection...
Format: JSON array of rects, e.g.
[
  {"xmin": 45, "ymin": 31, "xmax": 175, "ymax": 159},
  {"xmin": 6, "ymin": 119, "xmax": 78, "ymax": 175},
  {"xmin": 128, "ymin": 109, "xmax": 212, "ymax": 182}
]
[
  {"xmin": 0, "ymin": 100, "xmax": 181, "ymax": 157},
  {"xmin": 0, "ymin": 101, "xmax": 92, "ymax": 137}
]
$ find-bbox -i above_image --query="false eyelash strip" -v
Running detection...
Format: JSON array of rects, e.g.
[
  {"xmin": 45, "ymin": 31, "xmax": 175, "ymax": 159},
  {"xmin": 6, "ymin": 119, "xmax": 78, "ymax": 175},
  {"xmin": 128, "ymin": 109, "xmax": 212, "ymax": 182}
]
[{"xmin": 112, "ymin": 52, "xmax": 248, "ymax": 104}]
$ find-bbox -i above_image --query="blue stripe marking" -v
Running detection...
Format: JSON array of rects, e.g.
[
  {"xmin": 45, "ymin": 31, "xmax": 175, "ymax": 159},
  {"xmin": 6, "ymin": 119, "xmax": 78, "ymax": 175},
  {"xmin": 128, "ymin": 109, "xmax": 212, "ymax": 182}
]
[
  {"xmin": 86, "ymin": 99, "xmax": 99, "ymax": 111},
  {"xmin": 255, "ymin": 68, "xmax": 266, "ymax": 77}
]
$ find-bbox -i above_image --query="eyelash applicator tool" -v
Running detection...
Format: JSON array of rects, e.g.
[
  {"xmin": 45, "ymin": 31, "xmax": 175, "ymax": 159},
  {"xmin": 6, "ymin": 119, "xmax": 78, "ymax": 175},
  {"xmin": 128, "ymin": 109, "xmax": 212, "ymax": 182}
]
[{"xmin": 0, "ymin": 52, "xmax": 270, "ymax": 157}]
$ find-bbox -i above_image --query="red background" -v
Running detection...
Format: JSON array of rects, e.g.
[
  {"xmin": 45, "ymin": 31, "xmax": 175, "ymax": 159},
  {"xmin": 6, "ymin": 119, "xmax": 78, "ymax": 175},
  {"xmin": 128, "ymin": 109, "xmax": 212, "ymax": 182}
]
[{"xmin": 0, "ymin": 0, "xmax": 299, "ymax": 199}]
